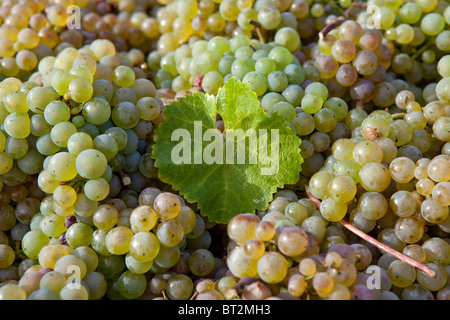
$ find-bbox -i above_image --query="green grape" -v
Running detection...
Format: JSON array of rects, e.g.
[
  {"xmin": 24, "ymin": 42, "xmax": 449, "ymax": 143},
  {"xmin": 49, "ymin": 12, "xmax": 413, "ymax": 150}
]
[
  {"xmin": 68, "ymin": 78, "xmax": 93, "ymax": 103},
  {"xmin": 154, "ymin": 244, "xmax": 180, "ymax": 269},
  {"xmin": 66, "ymin": 222, "xmax": 94, "ymax": 248},
  {"xmin": 235, "ymin": 46, "xmax": 255, "ymax": 59},
  {"xmin": 275, "ymin": 27, "xmax": 301, "ymax": 52},
  {"xmin": 112, "ymin": 66, "xmax": 135, "ymax": 88},
  {"xmin": 421, "ymin": 13, "xmax": 445, "ymax": 36},
  {"xmin": 375, "ymin": 138, "xmax": 397, "ymax": 163},
  {"xmin": 160, "ymin": 52, "xmax": 177, "ymax": 76},
  {"xmin": 207, "ymin": 36, "xmax": 231, "ymax": 56},
  {"xmin": 5, "ymin": 137, "xmax": 28, "ymax": 159},
  {"xmin": 82, "ymin": 98, "xmax": 111, "ymax": 126},
  {"xmin": 17, "ymin": 149, "xmax": 44, "ymax": 175},
  {"xmin": 227, "ymin": 246, "xmax": 258, "ymax": 278},
  {"xmin": 111, "ymin": 102, "xmax": 140, "ymax": 130},
  {"xmin": 36, "ymin": 134, "xmax": 60, "ymax": 156},
  {"xmin": 39, "ymin": 271, "xmax": 67, "ymax": 295},
  {"xmin": 47, "ymin": 152, "xmax": 77, "ymax": 182},
  {"xmin": 277, "ymin": 226, "xmax": 308, "ymax": 256},
  {"xmin": 54, "ymin": 254, "xmax": 87, "ymax": 280},
  {"xmin": 237, "ymin": 8, "xmax": 258, "ymax": 31},
  {"xmin": 30, "ymin": 113, "xmax": 52, "ymax": 137},
  {"xmin": 75, "ymin": 149, "xmax": 107, "ymax": 180},
  {"xmin": 0, "ymin": 283, "xmax": 27, "ymax": 300},
  {"xmin": 421, "ymin": 198, "xmax": 448, "ymax": 224},
  {"xmin": 292, "ymin": 112, "xmax": 315, "ymax": 136},
  {"xmin": 436, "ymin": 77, "xmax": 450, "ymax": 104},
  {"xmin": 309, "ymin": 170, "xmax": 334, "ymax": 200},
  {"xmin": 84, "ymin": 178, "xmax": 110, "ymax": 201},
  {"xmin": 0, "ymin": 244, "xmax": 15, "ymax": 269},
  {"xmin": 395, "ymin": 24, "xmax": 415, "ymax": 45},
  {"xmin": 92, "ymin": 79, "xmax": 114, "ymax": 102},
  {"xmin": 260, "ymin": 92, "xmax": 286, "ymax": 112},
  {"xmin": 53, "ymin": 185, "xmax": 77, "ymax": 208},
  {"xmin": 93, "ymin": 204, "xmax": 119, "ymax": 231},
  {"xmin": 21, "ymin": 230, "xmax": 49, "ymax": 259},
  {"xmin": 313, "ymin": 108, "xmax": 337, "ymax": 132},
  {"xmin": 268, "ymin": 46, "xmax": 292, "ymax": 70},
  {"xmin": 202, "ymin": 71, "xmax": 224, "ymax": 95},
  {"xmin": 67, "ymin": 132, "xmax": 94, "ymax": 156},
  {"xmin": 196, "ymin": 50, "xmax": 221, "ymax": 75},
  {"xmin": 138, "ymin": 153, "xmax": 156, "ymax": 179},
  {"xmin": 255, "ymin": 58, "xmax": 276, "ymax": 77},
  {"xmin": 218, "ymin": 55, "xmax": 235, "ymax": 75},
  {"xmin": 268, "ymin": 101, "xmax": 296, "ymax": 121},
  {"xmin": 72, "ymin": 115, "xmax": 85, "ymax": 128},
  {"xmin": 438, "ymin": 55, "xmax": 450, "ymax": 78},
  {"xmin": 104, "ymin": 127, "xmax": 128, "ymax": 152},
  {"xmin": 301, "ymin": 94, "xmax": 323, "ymax": 114},
  {"xmin": 82, "ymin": 272, "xmax": 107, "ymax": 300},
  {"xmin": 328, "ymin": 175, "xmax": 357, "ymax": 204},
  {"xmin": 258, "ymin": 6, "xmax": 281, "ymax": 30},
  {"xmin": 389, "ymin": 157, "xmax": 415, "ymax": 183},
  {"xmin": 284, "ymin": 202, "xmax": 308, "ymax": 225},
  {"xmin": 44, "ymin": 100, "xmax": 71, "ymax": 126},
  {"xmin": 188, "ymin": 249, "xmax": 215, "ymax": 276},
  {"xmin": 416, "ymin": 262, "xmax": 448, "ymax": 292},
  {"xmin": 38, "ymin": 244, "xmax": 68, "ymax": 269},
  {"xmin": 91, "ymin": 230, "xmax": 110, "ymax": 256},
  {"xmin": 282, "ymin": 84, "xmax": 304, "ymax": 107},
  {"xmin": 241, "ymin": 71, "xmax": 267, "ymax": 97},
  {"xmin": 320, "ymin": 196, "xmax": 348, "ymax": 222},
  {"xmin": 37, "ymin": 169, "xmax": 59, "ymax": 193},
  {"xmin": 358, "ymin": 192, "xmax": 388, "ymax": 220},
  {"xmin": 165, "ymin": 274, "xmax": 194, "ymax": 300},
  {"xmin": 267, "ymin": 70, "xmax": 288, "ymax": 92},
  {"xmin": 125, "ymin": 253, "xmax": 153, "ymax": 274},
  {"xmin": 390, "ymin": 191, "xmax": 417, "ymax": 218},
  {"xmin": 332, "ymin": 139, "xmax": 355, "ymax": 160},
  {"xmin": 358, "ymin": 162, "xmax": 391, "ymax": 192},
  {"xmin": 399, "ymin": 2, "xmax": 422, "ymax": 24},
  {"xmin": 433, "ymin": 117, "xmax": 450, "ymax": 142},
  {"xmin": 59, "ymin": 284, "xmax": 89, "ymax": 300},
  {"xmin": 3, "ymin": 90, "xmax": 28, "ymax": 113},
  {"xmin": 71, "ymin": 246, "xmax": 98, "ymax": 274},
  {"xmin": 388, "ymin": 260, "xmax": 416, "ymax": 288},
  {"xmin": 172, "ymin": 206, "xmax": 196, "ymax": 235},
  {"xmin": 257, "ymin": 251, "xmax": 288, "ymax": 284},
  {"xmin": 231, "ymin": 57, "xmax": 255, "ymax": 81},
  {"xmin": 93, "ymin": 134, "xmax": 118, "ymax": 161},
  {"xmin": 353, "ymin": 140, "xmax": 383, "ymax": 165},
  {"xmin": 4, "ymin": 112, "xmax": 30, "ymax": 139},
  {"xmin": 50, "ymin": 121, "xmax": 77, "ymax": 148},
  {"xmin": 68, "ymin": 65, "xmax": 94, "ymax": 84},
  {"xmin": 436, "ymin": 30, "xmax": 450, "ymax": 52}
]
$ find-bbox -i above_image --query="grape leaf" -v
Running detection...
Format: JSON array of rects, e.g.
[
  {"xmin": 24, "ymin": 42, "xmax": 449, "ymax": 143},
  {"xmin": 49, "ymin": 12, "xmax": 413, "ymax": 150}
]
[{"xmin": 152, "ymin": 78, "xmax": 303, "ymax": 223}]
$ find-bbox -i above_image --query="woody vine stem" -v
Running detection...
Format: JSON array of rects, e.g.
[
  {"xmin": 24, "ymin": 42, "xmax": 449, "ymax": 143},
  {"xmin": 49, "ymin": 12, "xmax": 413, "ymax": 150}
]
[{"xmin": 306, "ymin": 191, "xmax": 436, "ymax": 278}]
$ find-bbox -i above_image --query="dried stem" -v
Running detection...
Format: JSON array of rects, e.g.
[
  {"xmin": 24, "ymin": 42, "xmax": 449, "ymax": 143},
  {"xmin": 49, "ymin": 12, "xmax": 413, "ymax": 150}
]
[
  {"xmin": 250, "ymin": 20, "xmax": 265, "ymax": 44},
  {"xmin": 306, "ymin": 191, "xmax": 436, "ymax": 278},
  {"xmin": 118, "ymin": 170, "xmax": 131, "ymax": 186}
]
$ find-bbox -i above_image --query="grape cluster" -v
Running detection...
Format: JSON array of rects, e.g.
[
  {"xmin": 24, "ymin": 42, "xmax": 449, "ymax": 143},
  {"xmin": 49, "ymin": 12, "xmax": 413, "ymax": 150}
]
[{"xmin": 0, "ymin": 0, "xmax": 449, "ymax": 301}]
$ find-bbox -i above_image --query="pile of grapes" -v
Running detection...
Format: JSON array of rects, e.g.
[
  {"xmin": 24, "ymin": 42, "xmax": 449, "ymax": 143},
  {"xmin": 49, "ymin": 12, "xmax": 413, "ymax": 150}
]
[{"xmin": 0, "ymin": 0, "xmax": 449, "ymax": 300}]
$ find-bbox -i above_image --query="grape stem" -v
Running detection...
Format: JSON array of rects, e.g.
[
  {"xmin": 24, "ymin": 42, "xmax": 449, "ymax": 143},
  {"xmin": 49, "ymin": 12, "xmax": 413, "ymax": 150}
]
[
  {"xmin": 118, "ymin": 170, "xmax": 131, "ymax": 186},
  {"xmin": 318, "ymin": 1, "xmax": 367, "ymax": 40},
  {"xmin": 306, "ymin": 191, "xmax": 436, "ymax": 278},
  {"xmin": 250, "ymin": 20, "xmax": 265, "ymax": 44},
  {"xmin": 391, "ymin": 112, "xmax": 406, "ymax": 120}
]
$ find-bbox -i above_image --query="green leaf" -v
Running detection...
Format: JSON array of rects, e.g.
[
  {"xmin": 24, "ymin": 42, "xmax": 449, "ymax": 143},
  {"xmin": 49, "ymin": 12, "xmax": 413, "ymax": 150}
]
[{"xmin": 152, "ymin": 78, "xmax": 303, "ymax": 223}]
